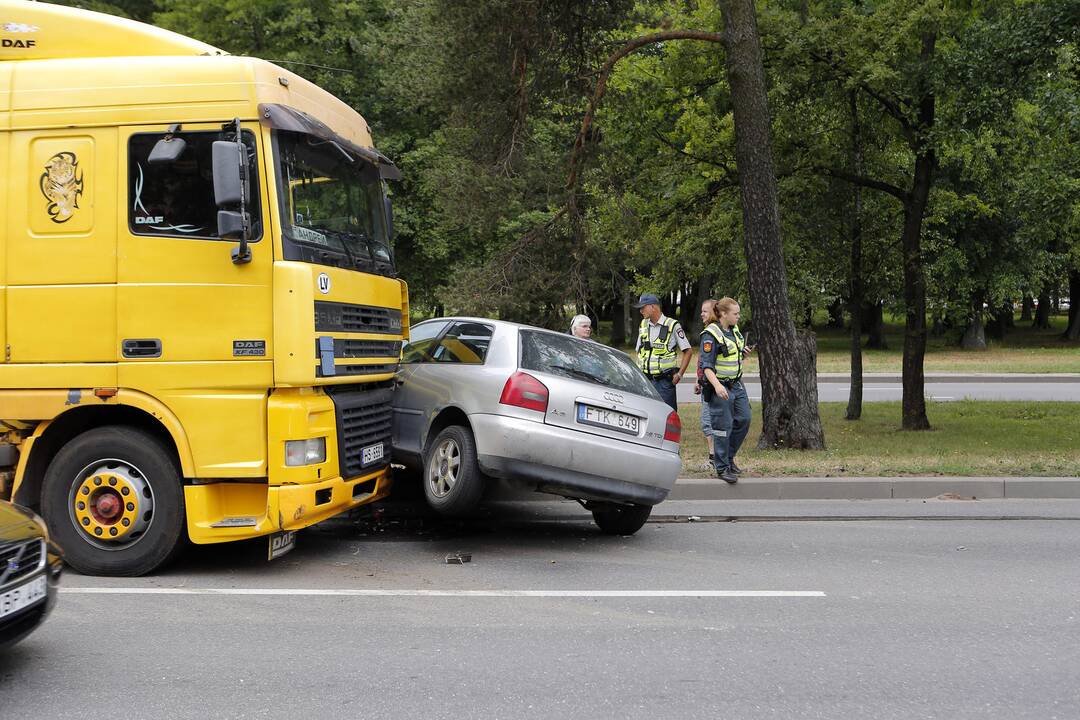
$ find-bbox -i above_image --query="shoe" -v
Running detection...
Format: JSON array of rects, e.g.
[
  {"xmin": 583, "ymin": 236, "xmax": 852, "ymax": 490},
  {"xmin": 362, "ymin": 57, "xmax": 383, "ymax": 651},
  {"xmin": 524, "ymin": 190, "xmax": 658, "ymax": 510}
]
[
  {"xmin": 717, "ymin": 469, "xmax": 738, "ymax": 484},
  {"xmin": 730, "ymin": 461, "xmax": 742, "ymax": 474}
]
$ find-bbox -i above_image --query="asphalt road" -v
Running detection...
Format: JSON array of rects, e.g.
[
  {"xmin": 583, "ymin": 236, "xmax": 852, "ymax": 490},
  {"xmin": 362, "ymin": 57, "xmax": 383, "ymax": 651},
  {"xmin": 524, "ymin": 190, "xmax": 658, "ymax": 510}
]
[
  {"xmin": 3, "ymin": 500, "xmax": 1079, "ymax": 719},
  {"xmin": 676, "ymin": 379, "xmax": 1080, "ymax": 403}
]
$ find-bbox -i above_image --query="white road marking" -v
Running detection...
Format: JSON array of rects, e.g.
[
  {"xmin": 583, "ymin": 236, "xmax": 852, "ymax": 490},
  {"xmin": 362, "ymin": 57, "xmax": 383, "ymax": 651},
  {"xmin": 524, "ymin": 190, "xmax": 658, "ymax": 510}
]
[{"xmin": 61, "ymin": 588, "xmax": 825, "ymax": 598}]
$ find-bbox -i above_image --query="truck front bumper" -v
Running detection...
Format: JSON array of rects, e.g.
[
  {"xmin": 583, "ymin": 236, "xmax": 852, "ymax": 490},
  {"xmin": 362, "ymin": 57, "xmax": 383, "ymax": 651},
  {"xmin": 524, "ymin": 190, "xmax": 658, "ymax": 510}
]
[{"xmin": 184, "ymin": 466, "xmax": 391, "ymax": 544}]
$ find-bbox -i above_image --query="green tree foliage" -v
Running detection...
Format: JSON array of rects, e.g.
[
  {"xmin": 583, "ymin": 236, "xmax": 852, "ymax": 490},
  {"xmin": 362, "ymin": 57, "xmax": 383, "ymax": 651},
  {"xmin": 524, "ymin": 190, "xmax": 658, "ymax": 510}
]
[{"xmin": 52, "ymin": 0, "xmax": 1080, "ymax": 389}]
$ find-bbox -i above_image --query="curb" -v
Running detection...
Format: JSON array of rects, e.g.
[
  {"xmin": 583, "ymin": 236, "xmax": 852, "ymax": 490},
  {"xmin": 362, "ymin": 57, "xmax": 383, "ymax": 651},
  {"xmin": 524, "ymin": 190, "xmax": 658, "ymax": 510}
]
[
  {"xmin": 668, "ymin": 476, "xmax": 1080, "ymax": 501},
  {"xmin": 486, "ymin": 477, "xmax": 1080, "ymax": 502},
  {"xmin": 679, "ymin": 373, "xmax": 1080, "ymax": 385}
]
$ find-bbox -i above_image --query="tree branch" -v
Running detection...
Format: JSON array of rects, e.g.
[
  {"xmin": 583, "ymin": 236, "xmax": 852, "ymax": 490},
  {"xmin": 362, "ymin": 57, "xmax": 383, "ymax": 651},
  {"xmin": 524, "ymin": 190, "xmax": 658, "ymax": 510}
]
[
  {"xmin": 820, "ymin": 167, "xmax": 910, "ymax": 204},
  {"xmin": 566, "ymin": 30, "xmax": 726, "ymax": 193},
  {"xmin": 804, "ymin": 50, "xmax": 913, "ymax": 136},
  {"xmin": 651, "ymin": 128, "xmax": 738, "ymax": 180}
]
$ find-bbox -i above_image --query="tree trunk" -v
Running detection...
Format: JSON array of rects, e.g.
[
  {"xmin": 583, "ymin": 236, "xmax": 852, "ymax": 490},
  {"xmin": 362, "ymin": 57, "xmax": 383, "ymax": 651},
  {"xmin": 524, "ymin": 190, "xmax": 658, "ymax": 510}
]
[
  {"xmin": 960, "ymin": 294, "xmax": 987, "ymax": 350},
  {"xmin": 1034, "ymin": 290, "xmax": 1052, "ymax": 329},
  {"xmin": 692, "ymin": 274, "xmax": 714, "ymax": 336},
  {"xmin": 1020, "ymin": 295, "xmax": 1034, "ymax": 322},
  {"xmin": 846, "ymin": 92, "xmax": 864, "ymax": 421},
  {"xmin": 679, "ymin": 280, "xmax": 698, "ymax": 335},
  {"xmin": 864, "ymin": 300, "xmax": 888, "ymax": 349},
  {"xmin": 985, "ymin": 302, "xmax": 1009, "ymax": 341},
  {"xmin": 828, "ymin": 297, "xmax": 845, "ymax": 329},
  {"xmin": 609, "ymin": 279, "xmax": 627, "ymax": 348},
  {"xmin": 1064, "ymin": 270, "xmax": 1080, "ymax": 342},
  {"xmin": 720, "ymin": 0, "xmax": 824, "ymax": 450},
  {"xmin": 661, "ymin": 293, "xmax": 676, "ymax": 319},
  {"xmin": 900, "ymin": 32, "xmax": 936, "ymax": 432}
]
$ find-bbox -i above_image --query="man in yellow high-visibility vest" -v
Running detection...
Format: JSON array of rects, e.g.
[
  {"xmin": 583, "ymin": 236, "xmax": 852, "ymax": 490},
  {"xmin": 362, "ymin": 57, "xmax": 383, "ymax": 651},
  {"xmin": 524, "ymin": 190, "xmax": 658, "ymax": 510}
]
[{"xmin": 633, "ymin": 293, "xmax": 692, "ymax": 410}]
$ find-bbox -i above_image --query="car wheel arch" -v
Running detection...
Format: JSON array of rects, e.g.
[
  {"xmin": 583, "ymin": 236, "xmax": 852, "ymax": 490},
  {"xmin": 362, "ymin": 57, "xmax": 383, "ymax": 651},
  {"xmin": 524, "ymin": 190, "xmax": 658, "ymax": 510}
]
[{"xmin": 423, "ymin": 406, "xmax": 472, "ymax": 452}]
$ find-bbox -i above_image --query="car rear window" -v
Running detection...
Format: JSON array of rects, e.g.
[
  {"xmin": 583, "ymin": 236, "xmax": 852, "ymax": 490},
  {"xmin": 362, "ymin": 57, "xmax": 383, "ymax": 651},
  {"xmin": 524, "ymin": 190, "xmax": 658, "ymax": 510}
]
[{"xmin": 518, "ymin": 330, "xmax": 659, "ymax": 399}]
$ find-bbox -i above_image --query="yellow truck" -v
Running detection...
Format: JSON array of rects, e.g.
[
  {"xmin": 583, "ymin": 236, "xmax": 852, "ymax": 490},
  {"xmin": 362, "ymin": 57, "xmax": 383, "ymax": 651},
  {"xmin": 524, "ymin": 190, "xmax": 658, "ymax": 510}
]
[{"xmin": 0, "ymin": 0, "xmax": 407, "ymax": 575}]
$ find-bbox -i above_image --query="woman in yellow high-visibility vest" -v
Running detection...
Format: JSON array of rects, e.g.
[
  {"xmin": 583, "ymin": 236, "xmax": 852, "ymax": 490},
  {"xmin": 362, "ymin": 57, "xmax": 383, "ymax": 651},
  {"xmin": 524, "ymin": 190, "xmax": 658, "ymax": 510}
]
[{"xmin": 699, "ymin": 297, "xmax": 754, "ymax": 483}]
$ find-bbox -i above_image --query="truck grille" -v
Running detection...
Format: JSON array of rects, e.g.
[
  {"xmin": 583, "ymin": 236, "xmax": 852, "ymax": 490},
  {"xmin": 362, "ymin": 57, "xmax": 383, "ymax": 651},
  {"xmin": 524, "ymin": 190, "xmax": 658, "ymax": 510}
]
[
  {"xmin": 315, "ymin": 302, "xmax": 402, "ymax": 335},
  {"xmin": 316, "ymin": 362, "xmax": 397, "ymax": 378},
  {"xmin": 317, "ymin": 339, "xmax": 401, "ymax": 359},
  {"xmin": 0, "ymin": 538, "xmax": 44, "ymax": 588},
  {"xmin": 325, "ymin": 386, "xmax": 393, "ymax": 479}
]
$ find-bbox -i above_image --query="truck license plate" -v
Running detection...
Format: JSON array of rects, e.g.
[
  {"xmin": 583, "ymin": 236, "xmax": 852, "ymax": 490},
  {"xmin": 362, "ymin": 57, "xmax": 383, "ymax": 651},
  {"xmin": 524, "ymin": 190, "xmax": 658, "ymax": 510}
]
[
  {"xmin": 268, "ymin": 531, "xmax": 296, "ymax": 561},
  {"xmin": 0, "ymin": 574, "xmax": 47, "ymax": 620},
  {"xmin": 577, "ymin": 404, "xmax": 641, "ymax": 435},
  {"xmin": 361, "ymin": 442, "xmax": 384, "ymax": 467}
]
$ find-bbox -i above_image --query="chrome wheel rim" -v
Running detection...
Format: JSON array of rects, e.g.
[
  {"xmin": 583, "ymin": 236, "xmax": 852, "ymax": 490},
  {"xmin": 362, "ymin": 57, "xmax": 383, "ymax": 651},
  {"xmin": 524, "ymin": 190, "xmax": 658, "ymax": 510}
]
[
  {"xmin": 427, "ymin": 439, "xmax": 461, "ymax": 499},
  {"xmin": 67, "ymin": 458, "xmax": 155, "ymax": 551}
]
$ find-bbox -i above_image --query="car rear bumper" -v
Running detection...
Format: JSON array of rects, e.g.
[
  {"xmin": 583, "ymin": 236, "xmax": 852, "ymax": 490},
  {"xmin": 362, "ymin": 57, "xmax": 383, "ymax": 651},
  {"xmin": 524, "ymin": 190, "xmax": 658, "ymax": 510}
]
[{"xmin": 470, "ymin": 413, "xmax": 680, "ymax": 506}]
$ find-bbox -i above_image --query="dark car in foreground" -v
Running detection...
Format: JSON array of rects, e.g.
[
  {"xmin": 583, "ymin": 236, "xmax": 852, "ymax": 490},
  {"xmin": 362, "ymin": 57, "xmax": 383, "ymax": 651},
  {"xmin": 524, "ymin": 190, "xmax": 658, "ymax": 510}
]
[
  {"xmin": 392, "ymin": 318, "xmax": 682, "ymax": 534},
  {"xmin": 1, "ymin": 500, "xmax": 63, "ymax": 649}
]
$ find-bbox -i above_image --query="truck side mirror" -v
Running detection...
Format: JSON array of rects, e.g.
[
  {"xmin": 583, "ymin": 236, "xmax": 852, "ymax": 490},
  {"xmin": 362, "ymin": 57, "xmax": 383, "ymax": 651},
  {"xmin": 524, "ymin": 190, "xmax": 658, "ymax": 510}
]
[
  {"xmin": 217, "ymin": 210, "xmax": 250, "ymax": 240},
  {"xmin": 212, "ymin": 141, "xmax": 244, "ymax": 206},
  {"xmin": 384, "ymin": 196, "xmax": 394, "ymax": 240},
  {"xmin": 148, "ymin": 136, "xmax": 187, "ymax": 165}
]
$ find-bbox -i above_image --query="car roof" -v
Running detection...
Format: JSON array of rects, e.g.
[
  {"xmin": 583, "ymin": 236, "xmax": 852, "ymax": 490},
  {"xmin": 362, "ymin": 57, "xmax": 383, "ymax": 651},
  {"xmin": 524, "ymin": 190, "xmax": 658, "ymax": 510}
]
[{"xmin": 412, "ymin": 317, "xmax": 570, "ymax": 336}]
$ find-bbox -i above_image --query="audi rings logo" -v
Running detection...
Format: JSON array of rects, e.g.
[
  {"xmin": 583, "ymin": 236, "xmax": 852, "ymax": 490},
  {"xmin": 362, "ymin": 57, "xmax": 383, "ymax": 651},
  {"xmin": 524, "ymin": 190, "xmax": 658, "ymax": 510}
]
[
  {"xmin": 603, "ymin": 391, "xmax": 624, "ymax": 404},
  {"xmin": 317, "ymin": 273, "xmax": 331, "ymax": 294}
]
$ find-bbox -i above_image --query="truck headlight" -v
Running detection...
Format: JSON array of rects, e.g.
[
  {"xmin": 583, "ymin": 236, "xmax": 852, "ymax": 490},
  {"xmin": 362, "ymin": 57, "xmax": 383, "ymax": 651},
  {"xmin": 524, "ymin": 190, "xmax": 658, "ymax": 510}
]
[{"xmin": 285, "ymin": 438, "xmax": 326, "ymax": 466}]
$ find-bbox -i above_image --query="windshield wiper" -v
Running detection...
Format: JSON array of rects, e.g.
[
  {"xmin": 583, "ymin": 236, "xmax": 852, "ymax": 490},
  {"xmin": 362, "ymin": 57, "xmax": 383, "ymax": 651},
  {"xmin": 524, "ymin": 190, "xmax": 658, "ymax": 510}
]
[{"xmin": 549, "ymin": 364, "xmax": 606, "ymax": 385}]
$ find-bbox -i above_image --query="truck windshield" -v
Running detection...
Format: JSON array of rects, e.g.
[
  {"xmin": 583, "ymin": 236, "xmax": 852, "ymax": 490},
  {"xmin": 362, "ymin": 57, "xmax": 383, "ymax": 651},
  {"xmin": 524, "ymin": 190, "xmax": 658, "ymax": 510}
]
[{"xmin": 274, "ymin": 130, "xmax": 394, "ymax": 277}]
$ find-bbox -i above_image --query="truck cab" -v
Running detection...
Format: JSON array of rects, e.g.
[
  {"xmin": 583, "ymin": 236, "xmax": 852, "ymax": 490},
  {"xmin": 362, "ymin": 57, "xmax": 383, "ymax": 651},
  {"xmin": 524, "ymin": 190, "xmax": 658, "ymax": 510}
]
[{"xmin": 0, "ymin": 0, "xmax": 407, "ymax": 575}]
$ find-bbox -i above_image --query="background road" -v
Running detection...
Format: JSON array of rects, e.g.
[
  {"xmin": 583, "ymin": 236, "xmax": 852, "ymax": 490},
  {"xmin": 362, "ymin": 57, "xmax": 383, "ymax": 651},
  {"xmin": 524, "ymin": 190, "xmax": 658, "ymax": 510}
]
[
  {"xmin": 3, "ymin": 500, "xmax": 1079, "ymax": 720},
  {"xmin": 676, "ymin": 375, "xmax": 1080, "ymax": 403}
]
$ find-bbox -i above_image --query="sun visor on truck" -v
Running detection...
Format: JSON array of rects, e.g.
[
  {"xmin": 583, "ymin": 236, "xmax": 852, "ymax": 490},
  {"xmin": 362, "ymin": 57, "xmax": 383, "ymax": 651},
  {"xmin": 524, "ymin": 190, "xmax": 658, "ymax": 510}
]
[{"xmin": 257, "ymin": 103, "xmax": 402, "ymax": 181}]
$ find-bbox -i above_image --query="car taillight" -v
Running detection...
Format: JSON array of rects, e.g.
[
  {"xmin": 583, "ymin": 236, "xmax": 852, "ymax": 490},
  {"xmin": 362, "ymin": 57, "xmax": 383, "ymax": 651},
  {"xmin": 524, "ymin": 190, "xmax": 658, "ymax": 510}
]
[
  {"xmin": 500, "ymin": 371, "xmax": 549, "ymax": 413},
  {"xmin": 664, "ymin": 410, "xmax": 682, "ymax": 444}
]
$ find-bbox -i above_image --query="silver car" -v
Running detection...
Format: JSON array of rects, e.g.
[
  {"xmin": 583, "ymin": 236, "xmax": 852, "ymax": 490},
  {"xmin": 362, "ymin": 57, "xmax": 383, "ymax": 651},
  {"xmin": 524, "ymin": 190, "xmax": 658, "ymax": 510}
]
[{"xmin": 391, "ymin": 318, "xmax": 682, "ymax": 534}]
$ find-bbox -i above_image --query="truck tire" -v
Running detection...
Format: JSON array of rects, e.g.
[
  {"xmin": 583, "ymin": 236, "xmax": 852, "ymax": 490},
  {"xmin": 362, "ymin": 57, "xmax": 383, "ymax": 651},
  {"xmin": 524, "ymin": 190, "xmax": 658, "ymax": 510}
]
[
  {"xmin": 41, "ymin": 426, "xmax": 185, "ymax": 576},
  {"xmin": 591, "ymin": 503, "xmax": 652, "ymax": 535},
  {"xmin": 423, "ymin": 425, "xmax": 484, "ymax": 516}
]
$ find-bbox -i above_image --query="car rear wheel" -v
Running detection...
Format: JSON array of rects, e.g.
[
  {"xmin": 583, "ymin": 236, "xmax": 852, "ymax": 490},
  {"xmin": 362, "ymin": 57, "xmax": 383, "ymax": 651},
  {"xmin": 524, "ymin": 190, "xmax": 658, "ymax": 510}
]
[
  {"xmin": 423, "ymin": 425, "xmax": 484, "ymax": 516},
  {"xmin": 41, "ymin": 426, "xmax": 185, "ymax": 577},
  {"xmin": 591, "ymin": 503, "xmax": 652, "ymax": 535}
]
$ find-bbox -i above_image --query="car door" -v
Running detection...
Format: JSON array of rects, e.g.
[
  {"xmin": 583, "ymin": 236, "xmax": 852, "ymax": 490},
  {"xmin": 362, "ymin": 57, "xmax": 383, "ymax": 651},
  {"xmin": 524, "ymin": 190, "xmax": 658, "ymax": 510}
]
[{"xmin": 391, "ymin": 320, "xmax": 449, "ymax": 461}]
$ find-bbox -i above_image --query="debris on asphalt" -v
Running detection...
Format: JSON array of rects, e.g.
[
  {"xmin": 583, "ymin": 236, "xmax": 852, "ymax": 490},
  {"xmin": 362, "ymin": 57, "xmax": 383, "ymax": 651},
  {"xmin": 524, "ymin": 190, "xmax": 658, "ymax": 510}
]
[
  {"xmin": 688, "ymin": 515, "xmax": 702, "ymax": 522},
  {"xmin": 445, "ymin": 552, "xmax": 472, "ymax": 564},
  {"xmin": 935, "ymin": 493, "xmax": 976, "ymax": 501}
]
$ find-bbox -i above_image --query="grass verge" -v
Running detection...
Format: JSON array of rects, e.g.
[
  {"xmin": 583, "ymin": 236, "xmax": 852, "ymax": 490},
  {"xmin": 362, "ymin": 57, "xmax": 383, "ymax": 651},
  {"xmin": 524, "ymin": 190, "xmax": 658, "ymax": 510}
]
[
  {"xmin": 678, "ymin": 400, "xmax": 1080, "ymax": 477},
  {"xmin": 609, "ymin": 315, "xmax": 1080, "ymax": 374}
]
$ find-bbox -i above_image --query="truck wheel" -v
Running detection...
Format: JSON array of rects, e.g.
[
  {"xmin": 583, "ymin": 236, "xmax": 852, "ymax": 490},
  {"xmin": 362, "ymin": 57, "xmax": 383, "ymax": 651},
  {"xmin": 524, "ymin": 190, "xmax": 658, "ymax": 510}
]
[
  {"xmin": 41, "ymin": 426, "xmax": 185, "ymax": 576},
  {"xmin": 592, "ymin": 503, "xmax": 652, "ymax": 535},
  {"xmin": 423, "ymin": 425, "xmax": 484, "ymax": 516}
]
